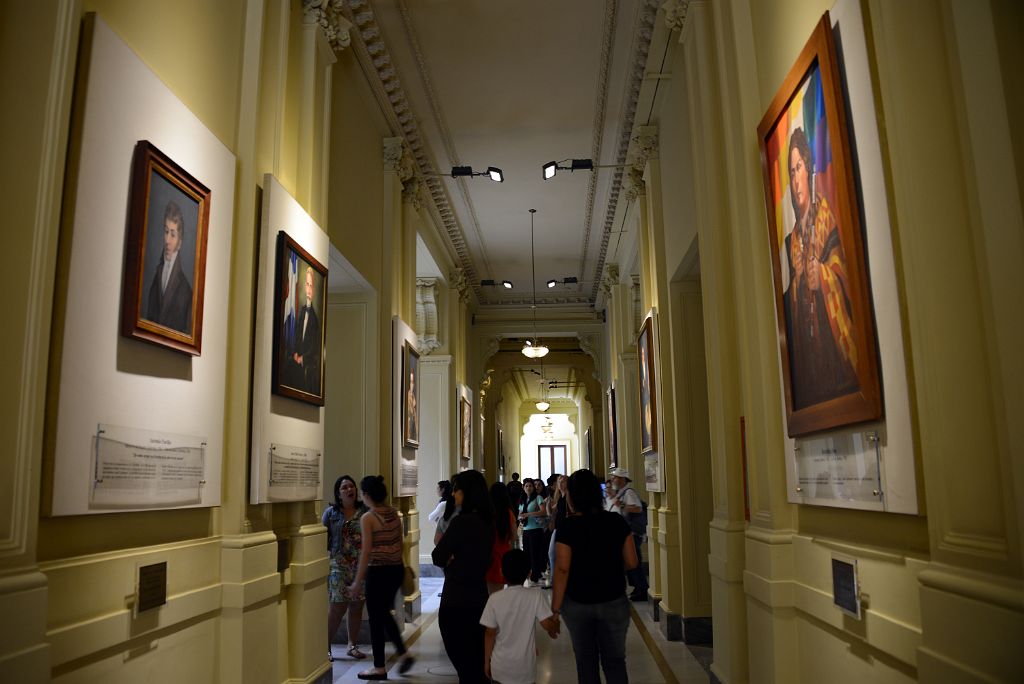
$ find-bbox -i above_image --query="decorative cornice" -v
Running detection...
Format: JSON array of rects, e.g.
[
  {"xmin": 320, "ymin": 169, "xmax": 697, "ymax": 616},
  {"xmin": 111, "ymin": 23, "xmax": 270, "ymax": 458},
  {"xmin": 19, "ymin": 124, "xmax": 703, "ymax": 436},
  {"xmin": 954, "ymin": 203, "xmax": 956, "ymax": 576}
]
[
  {"xmin": 303, "ymin": 0, "xmax": 352, "ymax": 52},
  {"xmin": 574, "ymin": 0, "xmax": 619, "ymax": 292},
  {"xmin": 661, "ymin": 0, "xmax": 691, "ymax": 32},
  {"xmin": 589, "ymin": 0, "xmax": 661, "ymax": 302},
  {"xmin": 344, "ymin": 0, "xmax": 481, "ymax": 303}
]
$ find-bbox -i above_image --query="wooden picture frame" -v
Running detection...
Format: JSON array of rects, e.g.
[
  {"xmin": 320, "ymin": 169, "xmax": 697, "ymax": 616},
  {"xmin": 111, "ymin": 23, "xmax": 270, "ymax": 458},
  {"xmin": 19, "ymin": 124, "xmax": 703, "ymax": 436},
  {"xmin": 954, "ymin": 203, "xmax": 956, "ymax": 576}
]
[
  {"xmin": 271, "ymin": 231, "xmax": 328, "ymax": 406},
  {"xmin": 459, "ymin": 397, "xmax": 472, "ymax": 461},
  {"xmin": 121, "ymin": 140, "xmax": 210, "ymax": 355},
  {"xmin": 402, "ymin": 341, "xmax": 421, "ymax": 448},
  {"xmin": 757, "ymin": 13, "xmax": 882, "ymax": 436},
  {"xmin": 637, "ymin": 316, "xmax": 657, "ymax": 455},
  {"xmin": 606, "ymin": 386, "xmax": 618, "ymax": 468}
]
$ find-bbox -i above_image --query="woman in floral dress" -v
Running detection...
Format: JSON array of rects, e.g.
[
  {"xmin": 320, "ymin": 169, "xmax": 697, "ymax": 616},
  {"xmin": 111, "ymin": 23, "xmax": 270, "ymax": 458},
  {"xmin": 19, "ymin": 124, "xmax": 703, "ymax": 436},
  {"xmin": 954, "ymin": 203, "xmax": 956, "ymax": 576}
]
[{"xmin": 322, "ymin": 474, "xmax": 368, "ymax": 661}]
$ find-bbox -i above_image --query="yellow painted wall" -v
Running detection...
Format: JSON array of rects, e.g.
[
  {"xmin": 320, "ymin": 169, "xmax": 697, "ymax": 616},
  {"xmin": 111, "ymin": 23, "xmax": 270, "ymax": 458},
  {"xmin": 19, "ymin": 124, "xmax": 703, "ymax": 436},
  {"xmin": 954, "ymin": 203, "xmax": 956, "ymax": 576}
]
[
  {"xmin": 0, "ymin": 0, "xmax": 355, "ymax": 681},
  {"xmin": 326, "ymin": 53, "xmax": 388, "ymax": 295}
]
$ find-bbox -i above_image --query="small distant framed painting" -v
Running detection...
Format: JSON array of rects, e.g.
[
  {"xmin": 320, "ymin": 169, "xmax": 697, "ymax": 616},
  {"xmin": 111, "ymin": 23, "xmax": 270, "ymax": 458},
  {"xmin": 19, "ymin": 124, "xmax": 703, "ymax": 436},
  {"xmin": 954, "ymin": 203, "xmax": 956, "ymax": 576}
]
[
  {"xmin": 121, "ymin": 140, "xmax": 210, "ymax": 355},
  {"xmin": 757, "ymin": 13, "xmax": 882, "ymax": 436},
  {"xmin": 459, "ymin": 397, "xmax": 472, "ymax": 461},
  {"xmin": 637, "ymin": 317, "xmax": 657, "ymax": 455},
  {"xmin": 272, "ymin": 231, "xmax": 328, "ymax": 406},
  {"xmin": 402, "ymin": 341, "xmax": 421, "ymax": 448}
]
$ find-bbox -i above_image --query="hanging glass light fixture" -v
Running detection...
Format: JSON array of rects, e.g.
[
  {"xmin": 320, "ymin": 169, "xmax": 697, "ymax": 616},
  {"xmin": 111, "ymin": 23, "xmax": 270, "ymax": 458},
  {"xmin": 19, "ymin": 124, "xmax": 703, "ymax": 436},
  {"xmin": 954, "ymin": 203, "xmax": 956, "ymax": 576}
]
[
  {"xmin": 521, "ymin": 209, "xmax": 549, "ymax": 358},
  {"xmin": 535, "ymin": 357, "xmax": 550, "ymax": 412}
]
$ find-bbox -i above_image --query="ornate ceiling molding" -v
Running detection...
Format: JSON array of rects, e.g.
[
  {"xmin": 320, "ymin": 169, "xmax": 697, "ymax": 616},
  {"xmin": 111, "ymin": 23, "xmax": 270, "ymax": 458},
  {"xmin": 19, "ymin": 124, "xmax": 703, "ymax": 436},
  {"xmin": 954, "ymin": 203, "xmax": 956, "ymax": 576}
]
[
  {"xmin": 343, "ymin": 0, "xmax": 482, "ymax": 303},
  {"xmin": 589, "ymin": 0, "xmax": 661, "ymax": 302},
  {"xmin": 303, "ymin": 0, "xmax": 353, "ymax": 52},
  {"xmin": 342, "ymin": 0, "xmax": 658, "ymax": 309},
  {"xmin": 574, "ymin": 0, "xmax": 618, "ymax": 292}
]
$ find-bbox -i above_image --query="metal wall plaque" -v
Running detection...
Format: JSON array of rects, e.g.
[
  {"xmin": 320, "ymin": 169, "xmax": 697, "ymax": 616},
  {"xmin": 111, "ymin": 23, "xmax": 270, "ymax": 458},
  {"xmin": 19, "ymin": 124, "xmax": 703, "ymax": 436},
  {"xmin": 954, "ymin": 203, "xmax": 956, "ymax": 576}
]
[
  {"xmin": 831, "ymin": 553, "xmax": 861, "ymax": 619},
  {"xmin": 91, "ymin": 424, "xmax": 206, "ymax": 509},
  {"xmin": 137, "ymin": 561, "xmax": 167, "ymax": 613}
]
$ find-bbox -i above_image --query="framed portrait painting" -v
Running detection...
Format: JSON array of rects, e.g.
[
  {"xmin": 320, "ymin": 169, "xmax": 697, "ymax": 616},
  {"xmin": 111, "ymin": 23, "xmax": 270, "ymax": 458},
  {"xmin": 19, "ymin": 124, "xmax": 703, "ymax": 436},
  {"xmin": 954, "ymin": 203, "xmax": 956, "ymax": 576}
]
[
  {"xmin": 271, "ymin": 231, "xmax": 328, "ymax": 406},
  {"xmin": 637, "ymin": 317, "xmax": 657, "ymax": 455},
  {"xmin": 402, "ymin": 341, "xmax": 420, "ymax": 448},
  {"xmin": 121, "ymin": 140, "xmax": 210, "ymax": 355},
  {"xmin": 757, "ymin": 13, "xmax": 882, "ymax": 437},
  {"xmin": 459, "ymin": 397, "xmax": 472, "ymax": 461}
]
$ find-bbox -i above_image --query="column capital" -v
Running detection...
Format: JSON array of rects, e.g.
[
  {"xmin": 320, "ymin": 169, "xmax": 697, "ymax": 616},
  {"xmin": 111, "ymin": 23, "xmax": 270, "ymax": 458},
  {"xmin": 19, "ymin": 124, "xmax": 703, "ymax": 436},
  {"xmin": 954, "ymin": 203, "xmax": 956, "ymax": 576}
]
[
  {"xmin": 601, "ymin": 263, "xmax": 621, "ymax": 299},
  {"xmin": 660, "ymin": 0, "xmax": 691, "ymax": 32},
  {"xmin": 302, "ymin": 0, "xmax": 353, "ymax": 53},
  {"xmin": 448, "ymin": 267, "xmax": 471, "ymax": 304}
]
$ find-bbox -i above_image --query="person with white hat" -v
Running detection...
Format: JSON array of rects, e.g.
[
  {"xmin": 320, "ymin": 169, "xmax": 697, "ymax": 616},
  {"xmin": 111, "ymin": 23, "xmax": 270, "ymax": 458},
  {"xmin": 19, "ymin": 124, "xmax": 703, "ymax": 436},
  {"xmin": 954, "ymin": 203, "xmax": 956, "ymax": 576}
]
[{"xmin": 607, "ymin": 467, "xmax": 649, "ymax": 602}]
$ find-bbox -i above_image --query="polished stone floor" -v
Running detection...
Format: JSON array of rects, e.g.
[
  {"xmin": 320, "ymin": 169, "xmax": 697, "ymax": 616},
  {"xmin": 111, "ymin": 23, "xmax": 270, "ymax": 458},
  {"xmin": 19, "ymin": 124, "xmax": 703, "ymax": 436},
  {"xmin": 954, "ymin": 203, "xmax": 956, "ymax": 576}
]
[{"xmin": 317, "ymin": 578, "xmax": 710, "ymax": 683}]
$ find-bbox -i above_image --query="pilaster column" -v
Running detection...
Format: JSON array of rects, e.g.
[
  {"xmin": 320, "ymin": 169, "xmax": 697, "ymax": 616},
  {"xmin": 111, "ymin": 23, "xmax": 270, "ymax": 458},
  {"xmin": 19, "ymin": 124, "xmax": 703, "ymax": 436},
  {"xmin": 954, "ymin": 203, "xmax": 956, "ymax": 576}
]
[
  {"xmin": 415, "ymin": 278, "xmax": 441, "ymax": 354},
  {"xmin": 382, "ymin": 136, "xmax": 421, "ymax": 618}
]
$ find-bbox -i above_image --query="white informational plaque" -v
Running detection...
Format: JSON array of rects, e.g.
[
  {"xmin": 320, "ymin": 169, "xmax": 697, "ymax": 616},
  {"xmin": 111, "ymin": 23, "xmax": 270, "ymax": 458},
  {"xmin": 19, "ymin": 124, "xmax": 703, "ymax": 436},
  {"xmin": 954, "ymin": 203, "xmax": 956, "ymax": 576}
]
[
  {"xmin": 91, "ymin": 424, "xmax": 206, "ymax": 508},
  {"xmin": 267, "ymin": 443, "xmax": 322, "ymax": 501},
  {"xmin": 791, "ymin": 430, "xmax": 881, "ymax": 508}
]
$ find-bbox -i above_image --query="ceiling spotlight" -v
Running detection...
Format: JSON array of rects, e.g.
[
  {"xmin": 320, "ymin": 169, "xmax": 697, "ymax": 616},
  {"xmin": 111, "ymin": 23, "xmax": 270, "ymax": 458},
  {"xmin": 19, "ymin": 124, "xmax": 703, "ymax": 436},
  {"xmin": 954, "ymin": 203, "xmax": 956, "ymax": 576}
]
[
  {"xmin": 502, "ymin": 280, "xmax": 513, "ymax": 289},
  {"xmin": 448, "ymin": 165, "xmax": 505, "ymax": 182},
  {"xmin": 542, "ymin": 158, "xmax": 622, "ymax": 180},
  {"xmin": 546, "ymin": 279, "xmax": 557, "ymax": 288}
]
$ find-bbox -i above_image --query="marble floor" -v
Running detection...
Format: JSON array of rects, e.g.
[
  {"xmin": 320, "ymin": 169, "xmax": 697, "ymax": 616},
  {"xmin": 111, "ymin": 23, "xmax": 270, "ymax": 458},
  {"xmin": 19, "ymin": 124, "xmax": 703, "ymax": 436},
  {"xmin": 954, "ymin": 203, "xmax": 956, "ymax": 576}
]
[{"xmin": 317, "ymin": 578, "xmax": 710, "ymax": 683}]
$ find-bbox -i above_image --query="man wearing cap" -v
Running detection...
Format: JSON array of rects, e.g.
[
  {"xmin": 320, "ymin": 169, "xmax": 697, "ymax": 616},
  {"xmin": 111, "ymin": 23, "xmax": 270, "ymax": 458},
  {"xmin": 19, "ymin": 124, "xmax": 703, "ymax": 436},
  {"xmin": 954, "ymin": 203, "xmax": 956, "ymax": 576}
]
[{"xmin": 608, "ymin": 467, "xmax": 649, "ymax": 601}]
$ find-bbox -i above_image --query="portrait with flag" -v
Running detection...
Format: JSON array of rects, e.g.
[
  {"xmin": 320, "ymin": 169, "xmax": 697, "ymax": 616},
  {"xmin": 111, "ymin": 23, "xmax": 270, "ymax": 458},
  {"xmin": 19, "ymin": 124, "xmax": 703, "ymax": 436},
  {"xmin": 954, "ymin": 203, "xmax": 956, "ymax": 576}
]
[
  {"xmin": 757, "ymin": 14, "xmax": 882, "ymax": 437},
  {"xmin": 272, "ymin": 230, "xmax": 328, "ymax": 406}
]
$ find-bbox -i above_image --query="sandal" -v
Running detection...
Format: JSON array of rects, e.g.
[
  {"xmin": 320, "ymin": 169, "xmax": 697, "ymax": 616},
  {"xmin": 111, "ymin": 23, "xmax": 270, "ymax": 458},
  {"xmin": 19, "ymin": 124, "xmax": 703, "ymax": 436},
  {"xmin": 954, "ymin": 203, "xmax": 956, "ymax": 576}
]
[{"xmin": 347, "ymin": 645, "xmax": 367, "ymax": 660}]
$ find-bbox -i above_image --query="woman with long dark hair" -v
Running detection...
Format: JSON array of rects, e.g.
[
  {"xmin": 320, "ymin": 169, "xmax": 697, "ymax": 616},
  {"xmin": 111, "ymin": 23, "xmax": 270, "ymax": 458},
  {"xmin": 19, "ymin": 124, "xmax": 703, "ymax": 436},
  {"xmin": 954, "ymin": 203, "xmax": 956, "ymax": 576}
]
[
  {"xmin": 433, "ymin": 479, "xmax": 459, "ymax": 545},
  {"xmin": 348, "ymin": 475, "xmax": 414, "ymax": 680},
  {"xmin": 322, "ymin": 475, "xmax": 368, "ymax": 661},
  {"xmin": 518, "ymin": 479, "xmax": 547, "ymax": 585},
  {"xmin": 432, "ymin": 469, "xmax": 494, "ymax": 683},
  {"xmin": 486, "ymin": 481, "xmax": 517, "ymax": 593},
  {"xmin": 551, "ymin": 469, "xmax": 637, "ymax": 683}
]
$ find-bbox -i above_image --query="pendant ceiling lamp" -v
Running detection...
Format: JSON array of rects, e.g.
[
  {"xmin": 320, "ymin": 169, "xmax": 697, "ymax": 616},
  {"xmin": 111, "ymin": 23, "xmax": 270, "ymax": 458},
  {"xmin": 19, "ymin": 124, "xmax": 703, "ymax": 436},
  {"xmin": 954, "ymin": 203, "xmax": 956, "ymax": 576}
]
[
  {"xmin": 535, "ymin": 357, "xmax": 550, "ymax": 412},
  {"xmin": 521, "ymin": 209, "xmax": 549, "ymax": 359}
]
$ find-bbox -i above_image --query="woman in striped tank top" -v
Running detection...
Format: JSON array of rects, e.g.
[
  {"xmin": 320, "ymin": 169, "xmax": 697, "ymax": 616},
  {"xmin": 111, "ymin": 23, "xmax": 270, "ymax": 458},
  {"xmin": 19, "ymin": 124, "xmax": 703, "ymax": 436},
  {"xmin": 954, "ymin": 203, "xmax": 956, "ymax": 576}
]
[{"xmin": 349, "ymin": 475, "xmax": 414, "ymax": 680}]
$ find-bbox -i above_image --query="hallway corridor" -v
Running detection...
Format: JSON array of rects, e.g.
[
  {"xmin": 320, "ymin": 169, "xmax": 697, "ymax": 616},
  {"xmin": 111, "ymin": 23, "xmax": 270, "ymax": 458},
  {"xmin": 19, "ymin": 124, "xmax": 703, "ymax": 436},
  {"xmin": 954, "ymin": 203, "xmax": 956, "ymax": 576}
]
[{"xmin": 320, "ymin": 579, "xmax": 710, "ymax": 683}]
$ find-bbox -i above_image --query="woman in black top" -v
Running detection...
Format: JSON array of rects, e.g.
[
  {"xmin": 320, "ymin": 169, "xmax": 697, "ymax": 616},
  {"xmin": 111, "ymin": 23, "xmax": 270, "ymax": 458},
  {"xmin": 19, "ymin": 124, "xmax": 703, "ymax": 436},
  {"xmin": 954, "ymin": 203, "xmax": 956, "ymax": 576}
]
[
  {"xmin": 551, "ymin": 469, "xmax": 638, "ymax": 684},
  {"xmin": 432, "ymin": 469, "xmax": 494, "ymax": 683}
]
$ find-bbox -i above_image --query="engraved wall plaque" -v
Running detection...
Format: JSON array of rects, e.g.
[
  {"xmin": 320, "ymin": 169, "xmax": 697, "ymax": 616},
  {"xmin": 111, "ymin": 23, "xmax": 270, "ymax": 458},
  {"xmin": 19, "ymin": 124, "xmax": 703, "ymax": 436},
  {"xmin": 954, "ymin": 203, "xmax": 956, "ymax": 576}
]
[{"xmin": 137, "ymin": 561, "xmax": 167, "ymax": 613}]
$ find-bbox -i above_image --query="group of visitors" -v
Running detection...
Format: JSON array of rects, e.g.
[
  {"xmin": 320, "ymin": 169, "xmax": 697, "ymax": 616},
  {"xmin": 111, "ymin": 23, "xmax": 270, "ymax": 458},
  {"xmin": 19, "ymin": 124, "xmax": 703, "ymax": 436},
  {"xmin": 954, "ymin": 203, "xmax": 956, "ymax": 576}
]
[
  {"xmin": 322, "ymin": 474, "xmax": 414, "ymax": 680},
  {"xmin": 324, "ymin": 466, "xmax": 649, "ymax": 683}
]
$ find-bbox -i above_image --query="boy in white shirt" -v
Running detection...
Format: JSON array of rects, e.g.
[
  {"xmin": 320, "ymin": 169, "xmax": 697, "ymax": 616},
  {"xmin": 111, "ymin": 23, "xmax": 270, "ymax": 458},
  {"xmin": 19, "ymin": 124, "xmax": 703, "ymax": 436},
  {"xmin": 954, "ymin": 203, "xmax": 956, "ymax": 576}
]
[{"xmin": 480, "ymin": 549, "xmax": 559, "ymax": 684}]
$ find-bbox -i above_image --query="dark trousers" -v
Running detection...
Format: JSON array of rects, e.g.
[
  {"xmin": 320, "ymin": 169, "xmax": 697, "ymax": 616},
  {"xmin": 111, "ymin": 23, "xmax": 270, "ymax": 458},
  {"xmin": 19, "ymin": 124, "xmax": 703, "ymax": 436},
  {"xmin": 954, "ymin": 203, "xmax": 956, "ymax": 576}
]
[
  {"xmin": 523, "ymin": 527, "xmax": 546, "ymax": 582},
  {"xmin": 365, "ymin": 564, "xmax": 407, "ymax": 668},
  {"xmin": 561, "ymin": 594, "xmax": 631, "ymax": 683},
  {"xmin": 439, "ymin": 594, "xmax": 488, "ymax": 683}
]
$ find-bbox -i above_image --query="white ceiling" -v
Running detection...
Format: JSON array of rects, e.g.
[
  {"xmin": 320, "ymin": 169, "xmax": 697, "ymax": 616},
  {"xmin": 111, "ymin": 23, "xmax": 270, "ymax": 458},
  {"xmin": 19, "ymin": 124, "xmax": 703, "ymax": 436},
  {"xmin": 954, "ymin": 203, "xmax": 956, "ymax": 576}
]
[{"xmin": 351, "ymin": 0, "xmax": 659, "ymax": 308}]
